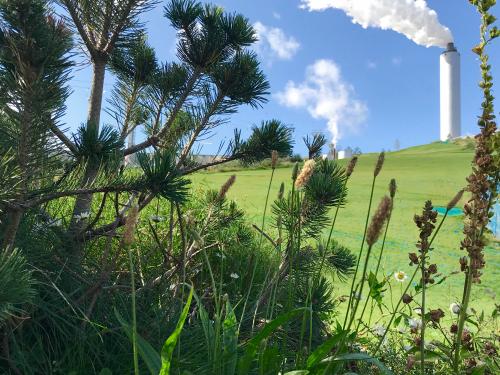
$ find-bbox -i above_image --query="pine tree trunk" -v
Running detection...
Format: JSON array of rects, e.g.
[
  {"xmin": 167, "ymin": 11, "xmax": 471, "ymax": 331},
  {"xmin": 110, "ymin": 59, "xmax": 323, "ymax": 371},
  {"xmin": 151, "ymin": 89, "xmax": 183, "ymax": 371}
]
[
  {"xmin": 69, "ymin": 57, "xmax": 106, "ymax": 242},
  {"xmin": 2, "ymin": 209, "xmax": 23, "ymax": 252}
]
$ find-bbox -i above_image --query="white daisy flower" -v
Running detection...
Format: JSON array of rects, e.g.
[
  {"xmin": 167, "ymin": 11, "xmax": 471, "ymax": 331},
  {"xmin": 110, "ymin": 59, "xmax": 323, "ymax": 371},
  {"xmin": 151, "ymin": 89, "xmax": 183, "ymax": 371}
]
[
  {"xmin": 408, "ymin": 318, "xmax": 422, "ymax": 329},
  {"xmin": 394, "ymin": 270, "xmax": 408, "ymax": 282},
  {"xmin": 450, "ymin": 302, "xmax": 461, "ymax": 315},
  {"xmin": 372, "ymin": 324, "xmax": 386, "ymax": 337},
  {"xmin": 149, "ymin": 215, "xmax": 165, "ymax": 223},
  {"xmin": 230, "ymin": 273, "xmax": 239, "ymax": 279}
]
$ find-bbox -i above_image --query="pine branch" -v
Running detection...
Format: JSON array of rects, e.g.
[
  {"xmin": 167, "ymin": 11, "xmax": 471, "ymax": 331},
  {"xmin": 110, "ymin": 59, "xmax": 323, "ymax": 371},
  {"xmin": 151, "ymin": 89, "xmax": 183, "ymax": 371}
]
[{"xmin": 60, "ymin": 0, "xmax": 98, "ymax": 57}]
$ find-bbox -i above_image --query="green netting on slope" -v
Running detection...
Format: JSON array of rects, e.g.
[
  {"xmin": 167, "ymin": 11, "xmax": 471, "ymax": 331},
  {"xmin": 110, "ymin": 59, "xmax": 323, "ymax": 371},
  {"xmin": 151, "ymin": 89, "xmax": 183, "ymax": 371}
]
[{"xmin": 434, "ymin": 207, "xmax": 464, "ymax": 216}]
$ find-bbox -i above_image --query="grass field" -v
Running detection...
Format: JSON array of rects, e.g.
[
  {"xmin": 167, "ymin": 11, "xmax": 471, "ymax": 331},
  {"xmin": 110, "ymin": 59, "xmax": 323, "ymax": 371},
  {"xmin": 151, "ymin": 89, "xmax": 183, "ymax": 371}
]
[{"xmin": 191, "ymin": 141, "xmax": 499, "ymax": 318}]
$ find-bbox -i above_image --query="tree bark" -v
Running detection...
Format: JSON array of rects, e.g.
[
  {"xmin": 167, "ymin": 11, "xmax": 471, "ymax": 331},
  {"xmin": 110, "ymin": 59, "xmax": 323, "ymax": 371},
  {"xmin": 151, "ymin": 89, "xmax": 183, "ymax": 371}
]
[
  {"xmin": 2, "ymin": 208, "xmax": 23, "ymax": 252},
  {"xmin": 69, "ymin": 57, "xmax": 107, "ymax": 241}
]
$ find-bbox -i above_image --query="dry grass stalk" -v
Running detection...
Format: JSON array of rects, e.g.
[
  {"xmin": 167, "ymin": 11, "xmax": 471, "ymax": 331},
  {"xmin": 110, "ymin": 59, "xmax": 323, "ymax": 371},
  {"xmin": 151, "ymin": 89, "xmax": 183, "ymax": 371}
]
[
  {"xmin": 366, "ymin": 196, "xmax": 392, "ymax": 246},
  {"xmin": 295, "ymin": 159, "xmax": 316, "ymax": 189}
]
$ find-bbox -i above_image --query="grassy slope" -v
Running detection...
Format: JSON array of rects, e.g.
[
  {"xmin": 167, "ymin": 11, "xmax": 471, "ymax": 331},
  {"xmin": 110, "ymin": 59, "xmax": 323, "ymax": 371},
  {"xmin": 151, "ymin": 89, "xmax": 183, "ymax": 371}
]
[{"xmin": 191, "ymin": 141, "xmax": 499, "ymax": 316}]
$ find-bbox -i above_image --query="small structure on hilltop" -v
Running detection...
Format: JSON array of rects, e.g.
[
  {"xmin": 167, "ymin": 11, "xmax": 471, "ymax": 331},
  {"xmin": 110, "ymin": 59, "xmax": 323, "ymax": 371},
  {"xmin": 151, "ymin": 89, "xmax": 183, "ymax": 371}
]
[{"xmin": 338, "ymin": 146, "xmax": 353, "ymax": 160}]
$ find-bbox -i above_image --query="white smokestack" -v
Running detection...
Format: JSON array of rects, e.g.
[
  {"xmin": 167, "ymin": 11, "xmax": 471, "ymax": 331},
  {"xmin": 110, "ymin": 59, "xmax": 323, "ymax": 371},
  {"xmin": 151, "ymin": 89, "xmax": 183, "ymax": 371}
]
[
  {"xmin": 300, "ymin": 0, "xmax": 453, "ymax": 48},
  {"xmin": 440, "ymin": 42, "xmax": 461, "ymax": 141}
]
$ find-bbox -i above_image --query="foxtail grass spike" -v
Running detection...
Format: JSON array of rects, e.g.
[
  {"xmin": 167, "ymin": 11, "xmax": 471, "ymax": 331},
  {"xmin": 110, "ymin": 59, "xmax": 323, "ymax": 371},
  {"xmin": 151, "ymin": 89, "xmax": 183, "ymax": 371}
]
[
  {"xmin": 366, "ymin": 196, "xmax": 392, "ymax": 246},
  {"xmin": 123, "ymin": 205, "xmax": 139, "ymax": 246},
  {"xmin": 278, "ymin": 182, "xmax": 285, "ymax": 199},
  {"xmin": 271, "ymin": 150, "xmax": 278, "ymax": 169},
  {"xmin": 291, "ymin": 162, "xmax": 299, "ymax": 181},
  {"xmin": 218, "ymin": 174, "xmax": 236, "ymax": 201},
  {"xmin": 447, "ymin": 189, "xmax": 464, "ymax": 211},
  {"xmin": 374, "ymin": 151, "xmax": 385, "ymax": 177},
  {"xmin": 295, "ymin": 159, "xmax": 315, "ymax": 189},
  {"xmin": 389, "ymin": 178, "xmax": 397, "ymax": 199},
  {"xmin": 346, "ymin": 156, "xmax": 358, "ymax": 178}
]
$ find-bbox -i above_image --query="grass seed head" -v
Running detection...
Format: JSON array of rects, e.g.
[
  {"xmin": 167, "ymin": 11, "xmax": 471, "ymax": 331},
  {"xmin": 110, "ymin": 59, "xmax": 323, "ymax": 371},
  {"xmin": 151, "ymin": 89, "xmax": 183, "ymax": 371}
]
[
  {"xmin": 123, "ymin": 205, "xmax": 140, "ymax": 246},
  {"xmin": 292, "ymin": 162, "xmax": 299, "ymax": 181},
  {"xmin": 295, "ymin": 159, "xmax": 316, "ymax": 189},
  {"xmin": 366, "ymin": 195, "xmax": 392, "ymax": 246},
  {"xmin": 218, "ymin": 174, "xmax": 236, "ymax": 201},
  {"xmin": 374, "ymin": 151, "xmax": 385, "ymax": 177},
  {"xmin": 346, "ymin": 156, "xmax": 358, "ymax": 178},
  {"xmin": 271, "ymin": 150, "xmax": 278, "ymax": 169},
  {"xmin": 447, "ymin": 189, "xmax": 464, "ymax": 211},
  {"xmin": 278, "ymin": 182, "xmax": 285, "ymax": 199},
  {"xmin": 389, "ymin": 178, "xmax": 397, "ymax": 199}
]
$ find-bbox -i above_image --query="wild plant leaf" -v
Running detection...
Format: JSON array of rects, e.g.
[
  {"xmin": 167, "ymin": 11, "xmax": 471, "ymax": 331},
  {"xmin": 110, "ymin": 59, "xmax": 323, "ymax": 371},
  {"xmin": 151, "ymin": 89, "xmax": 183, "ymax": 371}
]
[
  {"xmin": 283, "ymin": 371, "xmax": 310, "ymax": 374},
  {"xmin": 238, "ymin": 308, "xmax": 306, "ymax": 375},
  {"xmin": 114, "ymin": 309, "xmax": 161, "ymax": 374},
  {"xmin": 367, "ymin": 272, "xmax": 386, "ymax": 308},
  {"xmin": 222, "ymin": 299, "xmax": 238, "ymax": 375},
  {"xmin": 320, "ymin": 353, "xmax": 393, "ymax": 375},
  {"xmin": 471, "ymin": 366, "xmax": 486, "ymax": 375},
  {"xmin": 98, "ymin": 369, "xmax": 113, "ymax": 375},
  {"xmin": 306, "ymin": 330, "xmax": 347, "ymax": 369},
  {"xmin": 393, "ymin": 314, "xmax": 402, "ymax": 327},
  {"xmin": 160, "ymin": 286, "xmax": 194, "ymax": 375},
  {"xmin": 193, "ymin": 291, "xmax": 215, "ymax": 362},
  {"xmin": 259, "ymin": 345, "xmax": 282, "ymax": 375}
]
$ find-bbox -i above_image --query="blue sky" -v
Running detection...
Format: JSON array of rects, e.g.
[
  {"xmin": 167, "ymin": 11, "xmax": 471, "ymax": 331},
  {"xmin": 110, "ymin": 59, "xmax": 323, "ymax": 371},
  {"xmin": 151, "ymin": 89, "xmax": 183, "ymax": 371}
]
[{"xmin": 63, "ymin": 0, "xmax": 500, "ymax": 156}]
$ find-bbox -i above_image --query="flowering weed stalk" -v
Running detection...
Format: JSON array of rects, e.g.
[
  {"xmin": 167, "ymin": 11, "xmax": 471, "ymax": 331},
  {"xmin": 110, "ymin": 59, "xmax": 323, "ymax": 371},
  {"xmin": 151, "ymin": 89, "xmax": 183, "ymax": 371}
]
[
  {"xmin": 454, "ymin": 1, "xmax": 499, "ymax": 371},
  {"xmin": 373, "ymin": 190, "xmax": 462, "ymax": 356},
  {"xmin": 413, "ymin": 201, "xmax": 438, "ymax": 374}
]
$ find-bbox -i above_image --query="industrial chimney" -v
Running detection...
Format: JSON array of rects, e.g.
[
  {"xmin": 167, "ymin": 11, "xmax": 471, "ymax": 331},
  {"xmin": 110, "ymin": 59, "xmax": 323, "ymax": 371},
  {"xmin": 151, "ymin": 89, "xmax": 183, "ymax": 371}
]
[{"xmin": 440, "ymin": 42, "xmax": 461, "ymax": 141}]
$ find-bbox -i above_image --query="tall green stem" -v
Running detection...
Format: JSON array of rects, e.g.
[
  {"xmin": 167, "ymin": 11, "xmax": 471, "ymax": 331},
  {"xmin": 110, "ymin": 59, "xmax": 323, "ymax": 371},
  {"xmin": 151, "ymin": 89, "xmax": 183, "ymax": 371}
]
[
  {"xmin": 420, "ymin": 252, "xmax": 427, "ymax": 375},
  {"xmin": 357, "ymin": 210, "xmax": 393, "ymax": 330},
  {"xmin": 346, "ymin": 244, "xmax": 374, "ymax": 332},
  {"xmin": 127, "ymin": 245, "xmax": 139, "ymax": 375},
  {"xmin": 241, "ymin": 167, "xmax": 275, "ymax": 332},
  {"xmin": 314, "ymin": 179, "xmax": 348, "ymax": 286},
  {"xmin": 344, "ymin": 175, "xmax": 376, "ymax": 329}
]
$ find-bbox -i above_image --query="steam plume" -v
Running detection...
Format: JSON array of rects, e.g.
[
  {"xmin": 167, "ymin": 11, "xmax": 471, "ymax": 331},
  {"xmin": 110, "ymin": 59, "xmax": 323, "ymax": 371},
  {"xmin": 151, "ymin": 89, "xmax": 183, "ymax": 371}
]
[{"xmin": 300, "ymin": 0, "xmax": 453, "ymax": 48}]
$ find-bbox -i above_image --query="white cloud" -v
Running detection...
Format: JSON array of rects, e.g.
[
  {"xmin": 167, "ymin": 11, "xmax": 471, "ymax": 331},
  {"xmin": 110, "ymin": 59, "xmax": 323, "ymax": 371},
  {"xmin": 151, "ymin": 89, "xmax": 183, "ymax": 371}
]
[
  {"xmin": 366, "ymin": 60, "xmax": 377, "ymax": 69},
  {"xmin": 253, "ymin": 22, "xmax": 300, "ymax": 61},
  {"xmin": 272, "ymin": 12, "xmax": 281, "ymax": 20},
  {"xmin": 275, "ymin": 59, "xmax": 367, "ymax": 144},
  {"xmin": 392, "ymin": 57, "xmax": 403, "ymax": 66}
]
